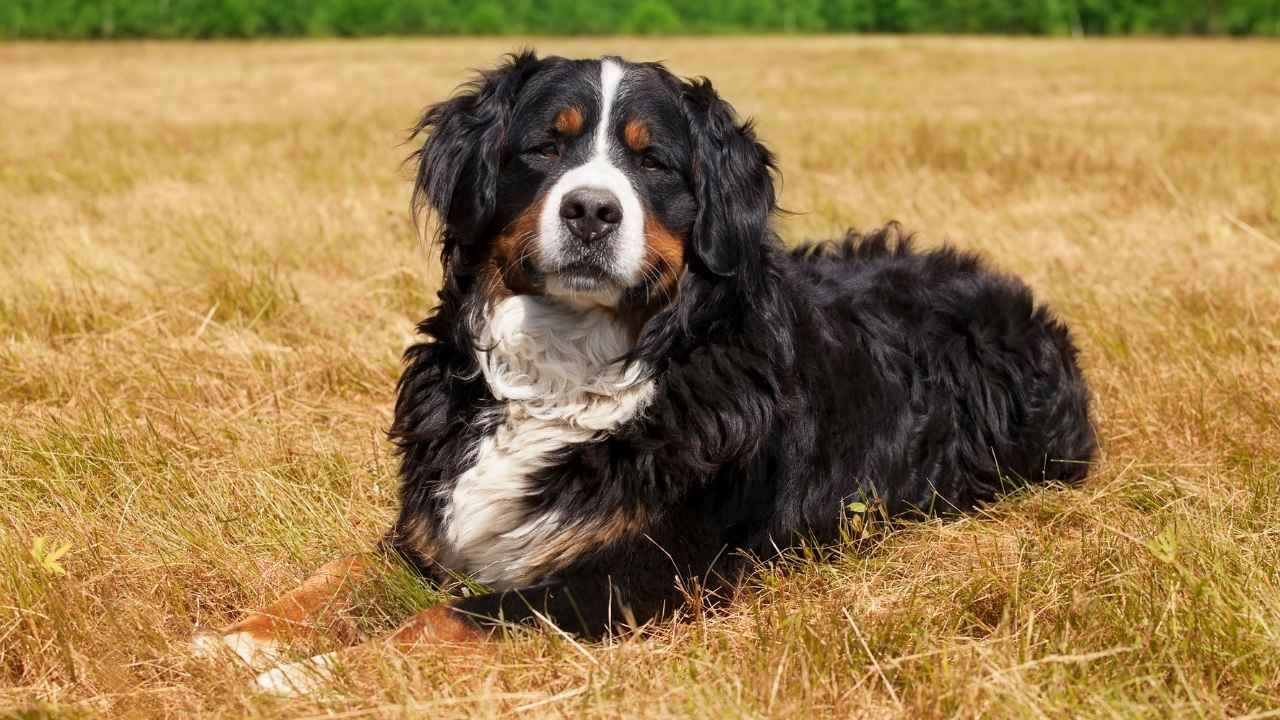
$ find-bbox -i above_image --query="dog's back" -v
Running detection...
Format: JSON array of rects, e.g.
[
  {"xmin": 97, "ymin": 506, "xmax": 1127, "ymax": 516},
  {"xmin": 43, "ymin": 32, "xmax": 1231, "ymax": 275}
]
[{"xmin": 777, "ymin": 227, "xmax": 1096, "ymax": 523}]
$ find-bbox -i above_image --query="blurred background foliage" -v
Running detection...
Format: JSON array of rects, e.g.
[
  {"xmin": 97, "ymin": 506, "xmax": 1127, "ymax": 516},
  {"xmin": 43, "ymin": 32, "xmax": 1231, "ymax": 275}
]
[{"xmin": 2, "ymin": 0, "xmax": 1278, "ymax": 38}]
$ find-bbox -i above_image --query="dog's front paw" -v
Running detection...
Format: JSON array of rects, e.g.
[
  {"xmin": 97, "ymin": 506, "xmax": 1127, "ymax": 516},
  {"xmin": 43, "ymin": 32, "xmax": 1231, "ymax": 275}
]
[
  {"xmin": 191, "ymin": 629, "xmax": 282, "ymax": 670},
  {"xmin": 251, "ymin": 652, "xmax": 337, "ymax": 697}
]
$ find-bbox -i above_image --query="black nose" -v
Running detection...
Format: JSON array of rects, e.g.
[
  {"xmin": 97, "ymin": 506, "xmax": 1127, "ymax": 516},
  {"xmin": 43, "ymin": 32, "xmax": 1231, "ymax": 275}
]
[{"xmin": 560, "ymin": 188, "xmax": 622, "ymax": 243}]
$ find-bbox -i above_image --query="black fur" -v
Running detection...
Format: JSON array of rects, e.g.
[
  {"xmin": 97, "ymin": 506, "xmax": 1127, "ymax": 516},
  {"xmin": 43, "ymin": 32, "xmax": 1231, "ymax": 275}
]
[
  {"xmin": 409, "ymin": 51, "xmax": 545, "ymax": 249},
  {"xmin": 387, "ymin": 52, "xmax": 1096, "ymax": 637},
  {"xmin": 683, "ymin": 78, "xmax": 777, "ymax": 277}
]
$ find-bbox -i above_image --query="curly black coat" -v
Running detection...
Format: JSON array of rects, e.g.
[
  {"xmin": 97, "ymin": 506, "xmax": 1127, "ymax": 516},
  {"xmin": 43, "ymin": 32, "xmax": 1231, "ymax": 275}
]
[{"xmin": 386, "ymin": 52, "xmax": 1096, "ymax": 638}]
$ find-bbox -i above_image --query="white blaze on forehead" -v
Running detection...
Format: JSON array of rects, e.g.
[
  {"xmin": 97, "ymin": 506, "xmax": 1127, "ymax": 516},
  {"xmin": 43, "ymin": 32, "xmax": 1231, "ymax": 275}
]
[
  {"xmin": 594, "ymin": 59, "xmax": 625, "ymax": 155},
  {"xmin": 538, "ymin": 58, "xmax": 646, "ymax": 302}
]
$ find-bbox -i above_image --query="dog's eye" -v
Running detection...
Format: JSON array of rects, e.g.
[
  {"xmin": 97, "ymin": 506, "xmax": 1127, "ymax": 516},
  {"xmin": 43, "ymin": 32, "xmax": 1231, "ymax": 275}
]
[
  {"xmin": 528, "ymin": 142, "xmax": 559, "ymax": 160},
  {"xmin": 640, "ymin": 153, "xmax": 665, "ymax": 171}
]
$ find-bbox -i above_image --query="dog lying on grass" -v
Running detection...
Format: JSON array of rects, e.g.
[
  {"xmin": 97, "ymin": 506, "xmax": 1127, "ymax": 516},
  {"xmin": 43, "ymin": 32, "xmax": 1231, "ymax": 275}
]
[{"xmin": 193, "ymin": 51, "xmax": 1096, "ymax": 695}]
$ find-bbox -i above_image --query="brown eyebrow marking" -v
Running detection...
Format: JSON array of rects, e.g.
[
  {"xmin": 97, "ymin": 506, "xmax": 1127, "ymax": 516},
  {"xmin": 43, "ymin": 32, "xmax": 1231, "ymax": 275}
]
[
  {"xmin": 554, "ymin": 106, "xmax": 584, "ymax": 136},
  {"xmin": 624, "ymin": 118, "xmax": 650, "ymax": 152}
]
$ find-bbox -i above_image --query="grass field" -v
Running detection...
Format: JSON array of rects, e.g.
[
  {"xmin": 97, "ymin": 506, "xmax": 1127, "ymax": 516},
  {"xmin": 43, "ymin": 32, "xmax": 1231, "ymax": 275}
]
[{"xmin": 2, "ymin": 36, "xmax": 1279, "ymax": 719}]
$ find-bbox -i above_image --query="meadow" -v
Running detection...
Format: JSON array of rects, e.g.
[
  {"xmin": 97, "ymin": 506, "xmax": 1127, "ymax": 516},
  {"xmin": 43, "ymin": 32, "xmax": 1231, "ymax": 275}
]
[{"xmin": 1, "ymin": 36, "xmax": 1279, "ymax": 719}]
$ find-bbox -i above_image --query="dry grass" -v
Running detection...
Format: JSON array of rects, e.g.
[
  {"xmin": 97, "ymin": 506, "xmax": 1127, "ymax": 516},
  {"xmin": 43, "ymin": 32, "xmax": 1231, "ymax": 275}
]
[{"xmin": 2, "ymin": 35, "xmax": 1279, "ymax": 719}]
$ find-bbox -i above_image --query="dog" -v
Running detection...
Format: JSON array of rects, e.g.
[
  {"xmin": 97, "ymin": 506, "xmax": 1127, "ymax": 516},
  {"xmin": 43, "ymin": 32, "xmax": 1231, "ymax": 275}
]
[{"xmin": 192, "ymin": 51, "xmax": 1096, "ymax": 694}]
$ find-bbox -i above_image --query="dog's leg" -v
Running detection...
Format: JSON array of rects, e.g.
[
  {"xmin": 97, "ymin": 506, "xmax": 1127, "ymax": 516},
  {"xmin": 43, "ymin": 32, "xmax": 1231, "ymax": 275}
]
[
  {"xmin": 251, "ymin": 580, "xmax": 670, "ymax": 696},
  {"xmin": 192, "ymin": 554, "xmax": 370, "ymax": 669},
  {"xmin": 248, "ymin": 601, "xmax": 486, "ymax": 696}
]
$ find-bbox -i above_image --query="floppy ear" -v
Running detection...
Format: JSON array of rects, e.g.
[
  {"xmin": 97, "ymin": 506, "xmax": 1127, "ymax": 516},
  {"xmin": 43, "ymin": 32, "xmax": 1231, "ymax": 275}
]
[
  {"xmin": 682, "ymin": 79, "xmax": 778, "ymax": 277},
  {"xmin": 410, "ymin": 51, "xmax": 543, "ymax": 246}
]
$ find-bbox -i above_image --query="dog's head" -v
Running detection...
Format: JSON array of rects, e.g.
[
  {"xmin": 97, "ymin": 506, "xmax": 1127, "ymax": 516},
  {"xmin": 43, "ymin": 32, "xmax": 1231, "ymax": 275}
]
[{"xmin": 411, "ymin": 51, "xmax": 777, "ymax": 321}]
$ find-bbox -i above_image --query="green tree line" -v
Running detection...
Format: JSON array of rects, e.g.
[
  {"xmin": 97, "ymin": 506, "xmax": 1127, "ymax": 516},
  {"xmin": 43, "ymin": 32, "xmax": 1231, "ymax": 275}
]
[{"xmin": 3, "ymin": 0, "xmax": 1278, "ymax": 38}]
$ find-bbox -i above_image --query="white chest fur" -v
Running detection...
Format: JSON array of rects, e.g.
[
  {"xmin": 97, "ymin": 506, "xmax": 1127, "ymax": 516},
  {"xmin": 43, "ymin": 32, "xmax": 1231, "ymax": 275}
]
[{"xmin": 439, "ymin": 296, "xmax": 654, "ymax": 588}]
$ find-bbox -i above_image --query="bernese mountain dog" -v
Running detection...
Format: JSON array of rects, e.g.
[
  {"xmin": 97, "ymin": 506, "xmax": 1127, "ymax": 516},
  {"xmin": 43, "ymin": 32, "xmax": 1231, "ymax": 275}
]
[{"xmin": 193, "ymin": 51, "xmax": 1097, "ymax": 694}]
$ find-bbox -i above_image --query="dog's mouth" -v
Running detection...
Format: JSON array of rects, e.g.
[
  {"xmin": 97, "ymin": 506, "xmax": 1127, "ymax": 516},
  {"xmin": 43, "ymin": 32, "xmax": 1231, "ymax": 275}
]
[
  {"xmin": 541, "ymin": 258, "xmax": 627, "ymax": 306},
  {"xmin": 551, "ymin": 261, "xmax": 612, "ymax": 289}
]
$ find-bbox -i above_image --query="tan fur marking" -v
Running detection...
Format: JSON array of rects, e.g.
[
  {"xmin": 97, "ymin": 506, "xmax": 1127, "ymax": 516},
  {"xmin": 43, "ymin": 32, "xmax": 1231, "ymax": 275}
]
[
  {"xmin": 528, "ymin": 506, "xmax": 652, "ymax": 576},
  {"xmin": 642, "ymin": 215, "xmax": 686, "ymax": 307},
  {"xmin": 396, "ymin": 515, "xmax": 441, "ymax": 568},
  {"xmin": 609, "ymin": 216, "xmax": 686, "ymax": 338},
  {"xmin": 624, "ymin": 118, "xmax": 651, "ymax": 152},
  {"xmin": 389, "ymin": 603, "xmax": 486, "ymax": 649},
  {"xmin": 221, "ymin": 554, "xmax": 368, "ymax": 645},
  {"xmin": 554, "ymin": 106, "xmax": 584, "ymax": 136},
  {"xmin": 484, "ymin": 197, "xmax": 545, "ymax": 298}
]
